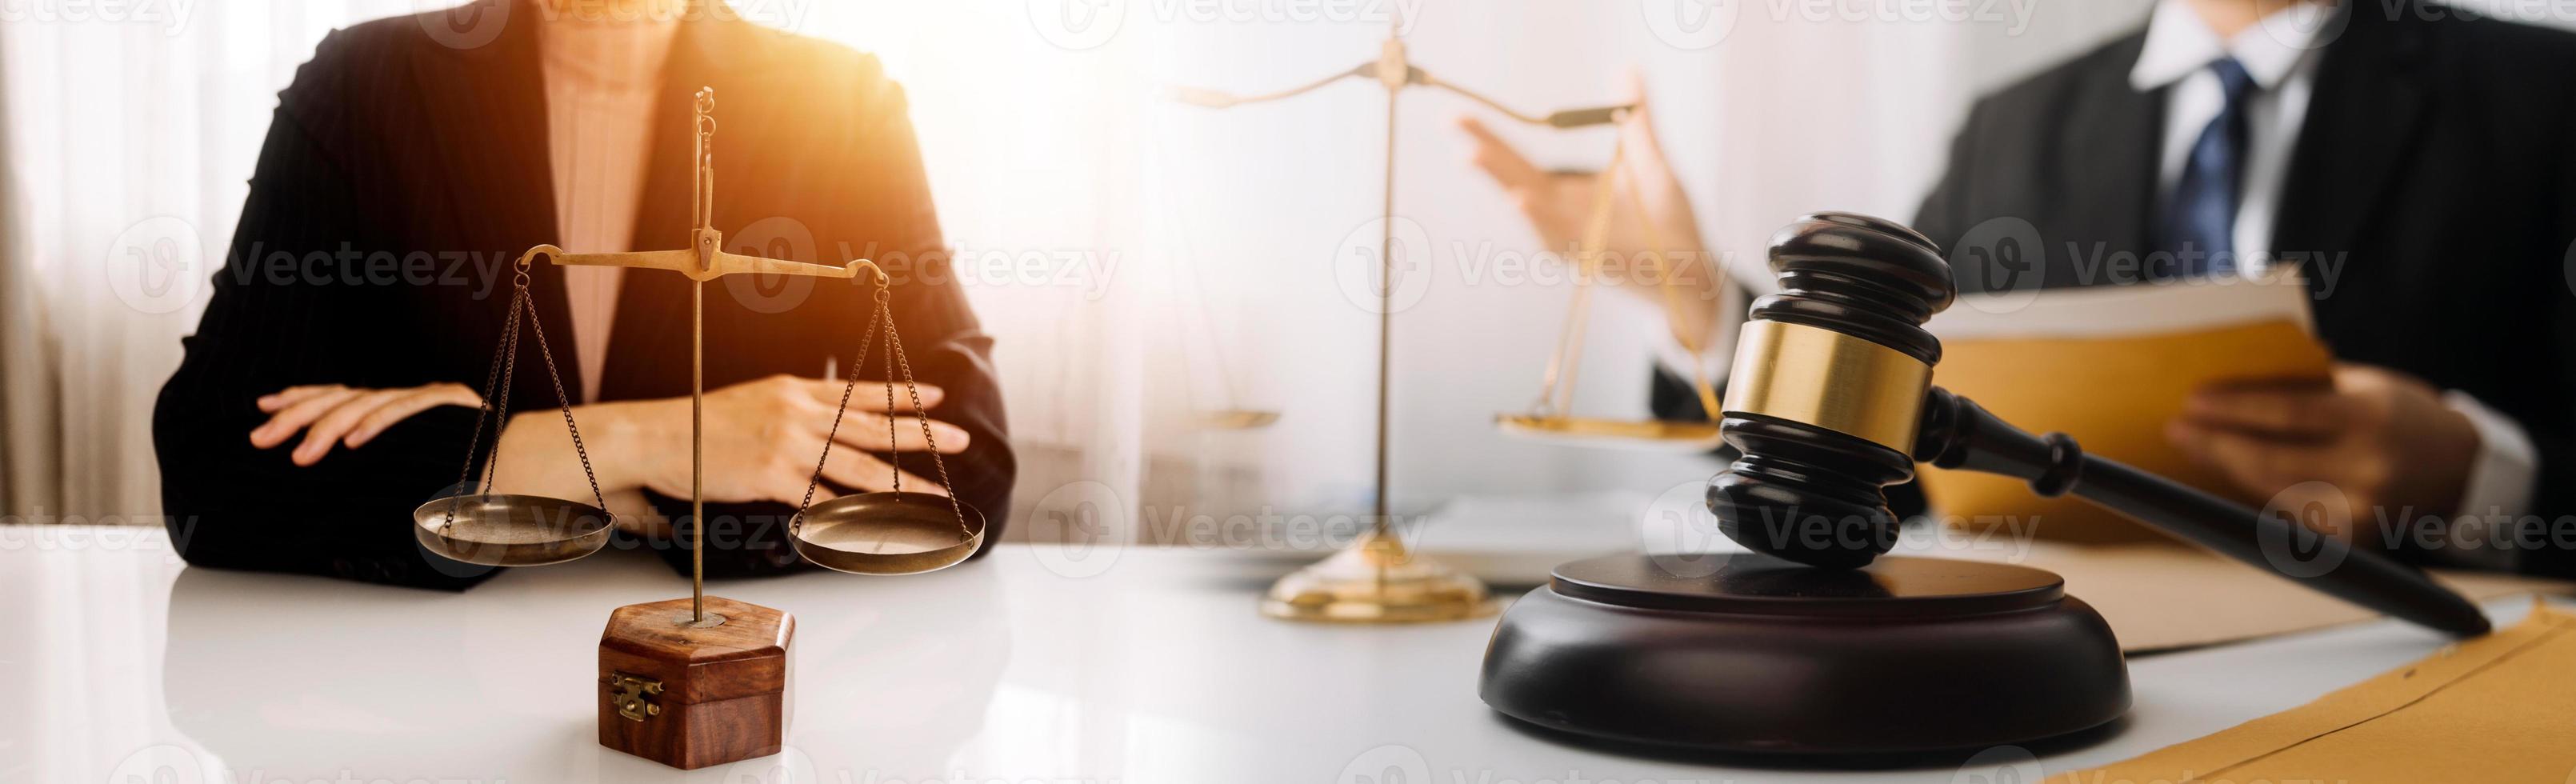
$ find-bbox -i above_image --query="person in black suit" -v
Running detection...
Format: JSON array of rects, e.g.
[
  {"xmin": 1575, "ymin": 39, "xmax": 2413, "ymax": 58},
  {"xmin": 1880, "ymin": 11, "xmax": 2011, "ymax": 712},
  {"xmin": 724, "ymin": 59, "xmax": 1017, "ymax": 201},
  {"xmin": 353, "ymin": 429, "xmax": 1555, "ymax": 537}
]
[
  {"xmin": 152, "ymin": 0, "xmax": 1014, "ymax": 590},
  {"xmin": 1463, "ymin": 0, "xmax": 2576, "ymax": 576}
]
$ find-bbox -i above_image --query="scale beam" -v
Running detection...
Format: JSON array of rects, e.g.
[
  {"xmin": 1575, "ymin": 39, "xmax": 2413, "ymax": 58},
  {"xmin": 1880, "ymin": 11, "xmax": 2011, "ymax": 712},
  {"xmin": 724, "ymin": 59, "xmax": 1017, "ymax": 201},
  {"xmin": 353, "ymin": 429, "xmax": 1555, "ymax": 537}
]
[
  {"xmin": 524, "ymin": 244, "xmax": 885, "ymax": 283},
  {"xmin": 509, "ymin": 86, "xmax": 900, "ymax": 626},
  {"xmin": 1169, "ymin": 44, "xmax": 1630, "ymax": 129}
]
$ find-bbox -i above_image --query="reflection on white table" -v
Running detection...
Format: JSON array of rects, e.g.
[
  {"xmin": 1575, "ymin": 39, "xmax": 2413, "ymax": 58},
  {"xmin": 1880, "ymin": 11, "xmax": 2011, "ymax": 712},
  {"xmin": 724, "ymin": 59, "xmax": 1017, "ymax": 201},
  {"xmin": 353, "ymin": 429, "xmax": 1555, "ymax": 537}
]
[{"xmin": 3, "ymin": 525, "xmax": 2545, "ymax": 784}]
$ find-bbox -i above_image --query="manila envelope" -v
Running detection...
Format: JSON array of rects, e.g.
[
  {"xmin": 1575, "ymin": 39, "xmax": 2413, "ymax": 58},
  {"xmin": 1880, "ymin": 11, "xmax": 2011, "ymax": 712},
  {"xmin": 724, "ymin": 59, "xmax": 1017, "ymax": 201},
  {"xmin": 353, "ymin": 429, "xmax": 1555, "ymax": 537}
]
[
  {"xmin": 1921, "ymin": 319, "xmax": 2334, "ymax": 542},
  {"xmin": 2053, "ymin": 602, "xmax": 2576, "ymax": 783}
]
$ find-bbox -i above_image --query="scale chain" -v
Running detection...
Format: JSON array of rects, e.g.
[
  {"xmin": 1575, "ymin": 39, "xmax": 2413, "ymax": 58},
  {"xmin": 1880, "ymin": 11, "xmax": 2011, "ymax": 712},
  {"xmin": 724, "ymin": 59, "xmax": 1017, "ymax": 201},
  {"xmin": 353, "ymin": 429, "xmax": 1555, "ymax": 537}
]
[
  {"xmin": 883, "ymin": 301, "xmax": 971, "ymax": 538},
  {"xmin": 472, "ymin": 290, "xmax": 528, "ymax": 502},
  {"xmin": 439, "ymin": 255, "xmax": 609, "ymax": 532},
  {"xmin": 882, "ymin": 310, "xmax": 900, "ymax": 498},
  {"xmin": 481, "ymin": 294, "xmax": 524, "ymax": 497},
  {"xmin": 786, "ymin": 282, "xmax": 974, "ymax": 540},
  {"xmin": 444, "ymin": 286, "xmax": 527, "ymax": 532},
  {"xmin": 517, "ymin": 292, "xmax": 610, "ymax": 513},
  {"xmin": 790, "ymin": 282, "xmax": 889, "ymax": 534}
]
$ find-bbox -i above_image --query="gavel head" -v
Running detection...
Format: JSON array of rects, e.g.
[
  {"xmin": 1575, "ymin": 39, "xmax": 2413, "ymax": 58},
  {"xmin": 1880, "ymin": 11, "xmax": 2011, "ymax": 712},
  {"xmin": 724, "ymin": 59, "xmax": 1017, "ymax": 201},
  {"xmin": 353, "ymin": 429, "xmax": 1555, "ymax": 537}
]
[{"xmin": 1706, "ymin": 213, "xmax": 1954, "ymax": 568}]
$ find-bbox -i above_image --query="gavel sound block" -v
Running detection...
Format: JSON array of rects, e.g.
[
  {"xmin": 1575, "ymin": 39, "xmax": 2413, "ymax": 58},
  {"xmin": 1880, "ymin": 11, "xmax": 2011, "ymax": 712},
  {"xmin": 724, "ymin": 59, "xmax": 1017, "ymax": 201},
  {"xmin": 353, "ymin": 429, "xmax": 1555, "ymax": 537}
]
[
  {"xmin": 598, "ymin": 596, "xmax": 794, "ymax": 769},
  {"xmin": 1478, "ymin": 213, "xmax": 2488, "ymax": 756}
]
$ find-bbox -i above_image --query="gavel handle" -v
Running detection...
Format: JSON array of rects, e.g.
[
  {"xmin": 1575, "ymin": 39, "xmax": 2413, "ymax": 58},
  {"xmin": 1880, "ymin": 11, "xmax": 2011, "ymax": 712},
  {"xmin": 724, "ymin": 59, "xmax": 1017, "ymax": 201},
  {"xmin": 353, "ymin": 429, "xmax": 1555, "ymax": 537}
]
[{"xmin": 1915, "ymin": 387, "xmax": 2492, "ymax": 637}]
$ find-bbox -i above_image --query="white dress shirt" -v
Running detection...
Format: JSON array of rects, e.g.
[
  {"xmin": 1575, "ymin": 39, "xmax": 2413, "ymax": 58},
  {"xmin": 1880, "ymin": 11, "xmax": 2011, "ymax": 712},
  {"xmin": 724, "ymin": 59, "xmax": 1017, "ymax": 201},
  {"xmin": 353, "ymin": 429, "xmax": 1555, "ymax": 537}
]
[
  {"xmin": 1653, "ymin": 0, "xmax": 2536, "ymax": 558},
  {"xmin": 2131, "ymin": 0, "xmax": 2318, "ymax": 275}
]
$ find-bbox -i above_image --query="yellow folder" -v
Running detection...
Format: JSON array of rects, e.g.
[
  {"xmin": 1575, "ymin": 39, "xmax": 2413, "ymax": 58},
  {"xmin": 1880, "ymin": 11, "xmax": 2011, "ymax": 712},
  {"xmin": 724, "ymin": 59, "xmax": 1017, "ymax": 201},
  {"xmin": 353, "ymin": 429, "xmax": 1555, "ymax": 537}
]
[
  {"xmin": 1919, "ymin": 278, "xmax": 2332, "ymax": 542},
  {"xmin": 2050, "ymin": 602, "xmax": 2576, "ymax": 783}
]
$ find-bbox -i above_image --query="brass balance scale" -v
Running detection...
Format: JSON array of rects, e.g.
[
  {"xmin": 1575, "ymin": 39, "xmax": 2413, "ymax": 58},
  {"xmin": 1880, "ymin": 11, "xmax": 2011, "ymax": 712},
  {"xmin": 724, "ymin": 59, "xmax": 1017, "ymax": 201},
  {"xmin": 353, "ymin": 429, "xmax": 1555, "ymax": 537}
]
[
  {"xmin": 1174, "ymin": 22, "xmax": 1720, "ymax": 622},
  {"xmin": 406, "ymin": 88, "xmax": 982, "ymax": 770}
]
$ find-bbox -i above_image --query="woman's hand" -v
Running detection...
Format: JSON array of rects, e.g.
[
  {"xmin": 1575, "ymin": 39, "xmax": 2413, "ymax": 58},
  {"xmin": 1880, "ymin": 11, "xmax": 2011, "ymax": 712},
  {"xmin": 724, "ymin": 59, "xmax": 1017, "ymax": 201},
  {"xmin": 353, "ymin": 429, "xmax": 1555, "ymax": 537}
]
[
  {"xmin": 260, "ymin": 374, "xmax": 973, "ymax": 510},
  {"xmin": 674, "ymin": 374, "xmax": 968, "ymax": 505},
  {"xmin": 250, "ymin": 382, "xmax": 483, "ymax": 466},
  {"xmin": 490, "ymin": 374, "xmax": 971, "ymax": 509}
]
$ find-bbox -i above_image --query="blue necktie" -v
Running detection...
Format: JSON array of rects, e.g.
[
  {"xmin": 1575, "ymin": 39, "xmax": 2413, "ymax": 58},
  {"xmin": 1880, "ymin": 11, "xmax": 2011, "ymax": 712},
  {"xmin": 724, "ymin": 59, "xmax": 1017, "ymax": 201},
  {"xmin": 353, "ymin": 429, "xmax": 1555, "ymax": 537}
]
[{"xmin": 2159, "ymin": 57, "xmax": 2257, "ymax": 278}]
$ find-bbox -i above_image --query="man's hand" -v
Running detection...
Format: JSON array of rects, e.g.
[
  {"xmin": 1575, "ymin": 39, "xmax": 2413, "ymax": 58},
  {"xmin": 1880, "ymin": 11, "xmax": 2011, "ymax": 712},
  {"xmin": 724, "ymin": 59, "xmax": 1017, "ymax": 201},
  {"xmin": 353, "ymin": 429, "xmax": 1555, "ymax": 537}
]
[
  {"xmin": 2166, "ymin": 363, "xmax": 2481, "ymax": 539},
  {"xmin": 250, "ymin": 382, "xmax": 484, "ymax": 466},
  {"xmin": 1456, "ymin": 70, "xmax": 1721, "ymax": 350}
]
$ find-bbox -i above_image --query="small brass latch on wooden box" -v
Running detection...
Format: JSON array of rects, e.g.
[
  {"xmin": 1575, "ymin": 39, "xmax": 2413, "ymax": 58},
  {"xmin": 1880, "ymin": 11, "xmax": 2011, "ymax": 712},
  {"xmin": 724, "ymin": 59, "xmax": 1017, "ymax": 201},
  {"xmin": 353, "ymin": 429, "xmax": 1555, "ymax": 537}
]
[{"xmin": 605, "ymin": 673, "xmax": 664, "ymax": 722}]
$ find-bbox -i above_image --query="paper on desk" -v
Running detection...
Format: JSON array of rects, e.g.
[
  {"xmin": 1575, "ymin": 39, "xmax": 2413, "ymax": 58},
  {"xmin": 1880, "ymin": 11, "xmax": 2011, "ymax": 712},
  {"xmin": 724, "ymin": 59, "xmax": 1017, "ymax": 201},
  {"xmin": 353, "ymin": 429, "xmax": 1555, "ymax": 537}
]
[
  {"xmin": 2051, "ymin": 602, "xmax": 2576, "ymax": 783},
  {"xmin": 1940, "ymin": 542, "xmax": 2574, "ymax": 653},
  {"xmin": 1919, "ymin": 277, "xmax": 2333, "ymax": 543}
]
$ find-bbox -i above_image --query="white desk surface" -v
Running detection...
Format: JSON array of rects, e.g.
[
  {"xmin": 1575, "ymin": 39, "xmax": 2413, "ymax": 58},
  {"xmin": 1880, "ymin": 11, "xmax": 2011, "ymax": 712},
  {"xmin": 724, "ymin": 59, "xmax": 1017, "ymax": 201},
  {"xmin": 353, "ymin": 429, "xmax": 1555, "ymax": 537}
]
[{"xmin": 4, "ymin": 524, "xmax": 2549, "ymax": 784}]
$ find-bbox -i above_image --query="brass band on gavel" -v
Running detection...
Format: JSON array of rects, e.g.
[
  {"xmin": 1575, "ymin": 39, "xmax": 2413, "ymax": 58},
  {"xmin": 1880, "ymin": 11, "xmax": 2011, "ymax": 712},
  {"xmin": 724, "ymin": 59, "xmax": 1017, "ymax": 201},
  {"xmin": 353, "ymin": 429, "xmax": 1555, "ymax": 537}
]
[{"xmin": 1719, "ymin": 319, "xmax": 1933, "ymax": 455}]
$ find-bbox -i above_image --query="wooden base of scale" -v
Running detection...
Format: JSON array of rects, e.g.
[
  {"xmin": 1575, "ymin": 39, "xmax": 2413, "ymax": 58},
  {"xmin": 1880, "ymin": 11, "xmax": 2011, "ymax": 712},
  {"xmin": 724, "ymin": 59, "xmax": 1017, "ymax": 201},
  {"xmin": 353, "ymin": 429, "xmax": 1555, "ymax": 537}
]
[{"xmin": 598, "ymin": 596, "xmax": 795, "ymax": 770}]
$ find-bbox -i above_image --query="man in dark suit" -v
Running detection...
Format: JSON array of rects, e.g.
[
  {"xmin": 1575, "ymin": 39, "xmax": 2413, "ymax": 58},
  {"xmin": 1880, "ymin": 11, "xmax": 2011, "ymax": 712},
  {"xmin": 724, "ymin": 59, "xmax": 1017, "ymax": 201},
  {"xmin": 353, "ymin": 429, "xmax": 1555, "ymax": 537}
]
[
  {"xmin": 1466, "ymin": 0, "xmax": 2576, "ymax": 576},
  {"xmin": 153, "ymin": 0, "xmax": 1014, "ymax": 590}
]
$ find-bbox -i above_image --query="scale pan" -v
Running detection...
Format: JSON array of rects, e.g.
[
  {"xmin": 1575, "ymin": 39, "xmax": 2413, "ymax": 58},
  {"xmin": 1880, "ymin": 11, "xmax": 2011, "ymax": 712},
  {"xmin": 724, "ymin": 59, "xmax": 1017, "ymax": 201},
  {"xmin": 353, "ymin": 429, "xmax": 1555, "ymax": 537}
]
[
  {"xmin": 411, "ymin": 494, "xmax": 614, "ymax": 566},
  {"xmin": 1494, "ymin": 414, "xmax": 1726, "ymax": 452},
  {"xmin": 1196, "ymin": 409, "xmax": 1280, "ymax": 430},
  {"xmin": 792, "ymin": 492, "xmax": 988, "ymax": 575}
]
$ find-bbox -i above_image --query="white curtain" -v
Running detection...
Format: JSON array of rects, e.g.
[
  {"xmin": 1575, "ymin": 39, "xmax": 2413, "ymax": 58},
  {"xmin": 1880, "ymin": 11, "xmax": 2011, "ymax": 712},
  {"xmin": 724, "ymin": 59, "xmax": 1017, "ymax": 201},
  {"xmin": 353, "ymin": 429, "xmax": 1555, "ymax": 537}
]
[
  {"xmin": 0, "ymin": 0, "xmax": 2166, "ymax": 533},
  {"xmin": 1, "ymin": 2, "xmax": 426, "ymax": 522}
]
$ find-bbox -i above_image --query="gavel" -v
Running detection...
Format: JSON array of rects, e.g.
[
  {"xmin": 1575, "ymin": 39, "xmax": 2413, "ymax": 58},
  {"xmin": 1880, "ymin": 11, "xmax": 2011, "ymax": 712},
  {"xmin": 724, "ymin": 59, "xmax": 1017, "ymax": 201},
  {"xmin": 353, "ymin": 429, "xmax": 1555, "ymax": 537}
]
[{"xmin": 1706, "ymin": 212, "xmax": 2491, "ymax": 637}]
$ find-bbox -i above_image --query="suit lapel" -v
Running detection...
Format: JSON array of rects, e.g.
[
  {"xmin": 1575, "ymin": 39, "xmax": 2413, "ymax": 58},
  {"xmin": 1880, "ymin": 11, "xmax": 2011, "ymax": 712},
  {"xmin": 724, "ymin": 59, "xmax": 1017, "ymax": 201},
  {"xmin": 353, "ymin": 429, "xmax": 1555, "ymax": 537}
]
[
  {"xmin": 2274, "ymin": 2, "xmax": 2430, "ymax": 282},
  {"xmin": 598, "ymin": 11, "xmax": 776, "ymax": 401},
  {"xmin": 2055, "ymin": 33, "xmax": 2165, "ymax": 287},
  {"xmin": 407, "ymin": 0, "xmax": 583, "ymax": 398}
]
